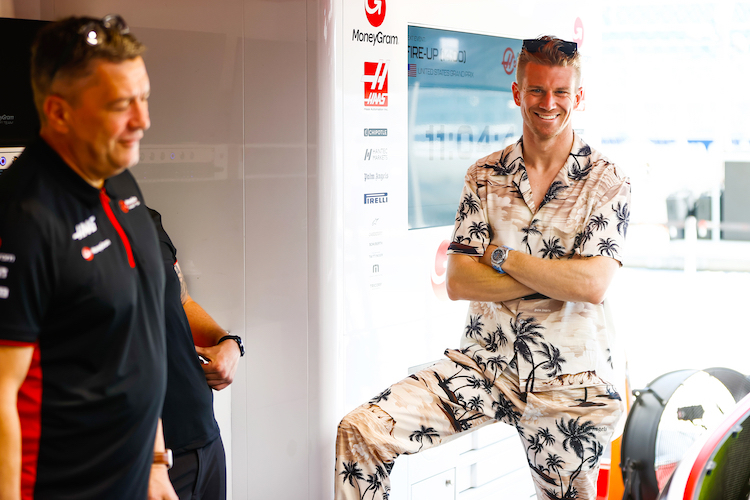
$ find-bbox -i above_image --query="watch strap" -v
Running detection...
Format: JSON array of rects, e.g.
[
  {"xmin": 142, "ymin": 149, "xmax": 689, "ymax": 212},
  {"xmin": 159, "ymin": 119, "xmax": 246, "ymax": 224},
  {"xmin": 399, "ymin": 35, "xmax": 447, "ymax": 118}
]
[
  {"xmin": 153, "ymin": 449, "xmax": 173, "ymax": 469},
  {"xmin": 218, "ymin": 335, "xmax": 244, "ymax": 357}
]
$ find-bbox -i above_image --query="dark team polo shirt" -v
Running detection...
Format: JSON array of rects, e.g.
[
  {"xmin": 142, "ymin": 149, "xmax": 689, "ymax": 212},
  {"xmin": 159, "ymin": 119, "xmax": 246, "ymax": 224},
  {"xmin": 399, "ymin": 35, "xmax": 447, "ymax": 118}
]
[
  {"xmin": 0, "ymin": 138, "xmax": 167, "ymax": 500},
  {"xmin": 148, "ymin": 208, "xmax": 220, "ymax": 454}
]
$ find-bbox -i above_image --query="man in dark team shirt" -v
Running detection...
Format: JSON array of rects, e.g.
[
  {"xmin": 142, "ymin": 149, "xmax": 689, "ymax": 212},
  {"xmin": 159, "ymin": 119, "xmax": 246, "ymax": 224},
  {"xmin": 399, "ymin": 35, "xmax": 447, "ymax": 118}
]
[
  {"xmin": 148, "ymin": 208, "xmax": 242, "ymax": 500},
  {"xmin": 0, "ymin": 15, "xmax": 177, "ymax": 500}
]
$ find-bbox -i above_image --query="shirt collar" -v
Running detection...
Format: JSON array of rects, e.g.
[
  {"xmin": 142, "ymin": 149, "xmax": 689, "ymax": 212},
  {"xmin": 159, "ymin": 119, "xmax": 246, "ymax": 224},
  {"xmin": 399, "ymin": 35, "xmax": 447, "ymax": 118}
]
[
  {"xmin": 512, "ymin": 132, "xmax": 591, "ymax": 188},
  {"xmin": 34, "ymin": 137, "xmax": 108, "ymax": 206}
]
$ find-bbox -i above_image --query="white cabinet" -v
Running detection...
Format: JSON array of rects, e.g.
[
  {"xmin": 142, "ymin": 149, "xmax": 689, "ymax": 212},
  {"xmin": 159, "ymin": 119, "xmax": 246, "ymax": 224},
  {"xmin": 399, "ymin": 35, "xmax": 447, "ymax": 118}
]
[
  {"xmin": 411, "ymin": 469, "xmax": 456, "ymax": 500},
  {"xmin": 391, "ymin": 421, "xmax": 537, "ymax": 500}
]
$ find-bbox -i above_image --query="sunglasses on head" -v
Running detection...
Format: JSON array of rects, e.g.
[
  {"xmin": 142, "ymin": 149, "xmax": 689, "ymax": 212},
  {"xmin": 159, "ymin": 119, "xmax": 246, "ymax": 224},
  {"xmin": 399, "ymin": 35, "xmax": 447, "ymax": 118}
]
[
  {"xmin": 522, "ymin": 38, "xmax": 578, "ymax": 57},
  {"xmin": 50, "ymin": 14, "xmax": 130, "ymax": 81}
]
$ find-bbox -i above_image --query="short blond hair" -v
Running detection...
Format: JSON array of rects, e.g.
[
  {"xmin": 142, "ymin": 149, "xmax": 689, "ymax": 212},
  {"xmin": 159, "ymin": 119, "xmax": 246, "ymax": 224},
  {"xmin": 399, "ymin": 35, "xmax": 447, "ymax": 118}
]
[{"xmin": 516, "ymin": 36, "xmax": 581, "ymax": 87}]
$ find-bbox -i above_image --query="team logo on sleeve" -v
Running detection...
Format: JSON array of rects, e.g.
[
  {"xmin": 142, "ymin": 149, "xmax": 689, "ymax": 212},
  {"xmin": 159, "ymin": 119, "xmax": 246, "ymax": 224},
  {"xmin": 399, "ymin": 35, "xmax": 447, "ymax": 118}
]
[
  {"xmin": 81, "ymin": 239, "xmax": 112, "ymax": 261},
  {"xmin": 72, "ymin": 215, "xmax": 98, "ymax": 241},
  {"xmin": 119, "ymin": 196, "xmax": 141, "ymax": 213}
]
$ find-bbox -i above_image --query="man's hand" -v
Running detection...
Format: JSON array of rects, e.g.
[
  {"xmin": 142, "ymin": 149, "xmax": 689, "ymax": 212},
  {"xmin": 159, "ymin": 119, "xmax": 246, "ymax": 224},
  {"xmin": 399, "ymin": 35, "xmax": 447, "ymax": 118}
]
[
  {"xmin": 195, "ymin": 340, "xmax": 240, "ymax": 391},
  {"xmin": 147, "ymin": 465, "xmax": 178, "ymax": 500}
]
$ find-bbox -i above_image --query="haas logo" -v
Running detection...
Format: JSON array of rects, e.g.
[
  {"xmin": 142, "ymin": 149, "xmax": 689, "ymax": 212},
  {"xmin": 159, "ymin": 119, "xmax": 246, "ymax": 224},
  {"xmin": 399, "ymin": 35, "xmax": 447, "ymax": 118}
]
[
  {"xmin": 362, "ymin": 60, "xmax": 389, "ymax": 107},
  {"xmin": 365, "ymin": 0, "xmax": 386, "ymax": 27},
  {"xmin": 502, "ymin": 48, "xmax": 516, "ymax": 75},
  {"xmin": 430, "ymin": 240, "xmax": 450, "ymax": 300}
]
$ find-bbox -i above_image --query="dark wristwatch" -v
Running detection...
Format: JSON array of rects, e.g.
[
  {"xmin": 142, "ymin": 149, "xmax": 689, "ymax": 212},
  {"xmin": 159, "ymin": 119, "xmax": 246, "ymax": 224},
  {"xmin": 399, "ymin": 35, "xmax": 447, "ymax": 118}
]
[
  {"xmin": 218, "ymin": 335, "xmax": 244, "ymax": 357},
  {"xmin": 490, "ymin": 246, "xmax": 513, "ymax": 274}
]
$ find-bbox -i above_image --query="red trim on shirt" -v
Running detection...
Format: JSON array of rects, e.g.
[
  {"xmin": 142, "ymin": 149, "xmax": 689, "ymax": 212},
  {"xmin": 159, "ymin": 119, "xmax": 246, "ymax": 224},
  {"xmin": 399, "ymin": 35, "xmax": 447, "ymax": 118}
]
[
  {"xmin": 99, "ymin": 190, "xmax": 136, "ymax": 268},
  {"xmin": 18, "ymin": 344, "xmax": 42, "ymax": 500},
  {"xmin": 0, "ymin": 340, "xmax": 36, "ymax": 347}
]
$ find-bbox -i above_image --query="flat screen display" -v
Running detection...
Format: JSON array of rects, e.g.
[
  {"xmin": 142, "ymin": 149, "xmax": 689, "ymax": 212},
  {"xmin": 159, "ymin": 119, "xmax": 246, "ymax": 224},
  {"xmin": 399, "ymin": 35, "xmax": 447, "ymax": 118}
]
[
  {"xmin": 408, "ymin": 26, "xmax": 522, "ymax": 229},
  {"xmin": 0, "ymin": 18, "xmax": 48, "ymax": 147}
]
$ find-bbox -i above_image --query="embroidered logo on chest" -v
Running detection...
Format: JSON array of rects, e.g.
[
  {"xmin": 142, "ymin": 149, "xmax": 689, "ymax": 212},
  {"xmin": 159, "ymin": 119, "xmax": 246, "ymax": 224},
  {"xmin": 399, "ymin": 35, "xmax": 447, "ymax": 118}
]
[
  {"xmin": 72, "ymin": 215, "xmax": 98, "ymax": 241},
  {"xmin": 119, "ymin": 196, "xmax": 141, "ymax": 213},
  {"xmin": 81, "ymin": 239, "xmax": 112, "ymax": 261}
]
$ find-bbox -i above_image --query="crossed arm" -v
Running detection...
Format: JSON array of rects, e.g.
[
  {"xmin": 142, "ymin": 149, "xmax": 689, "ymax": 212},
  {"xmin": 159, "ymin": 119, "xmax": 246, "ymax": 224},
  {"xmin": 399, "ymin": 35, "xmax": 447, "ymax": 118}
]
[
  {"xmin": 446, "ymin": 244, "xmax": 619, "ymax": 304},
  {"xmin": 174, "ymin": 261, "xmax": 240, "ymax": 391}
]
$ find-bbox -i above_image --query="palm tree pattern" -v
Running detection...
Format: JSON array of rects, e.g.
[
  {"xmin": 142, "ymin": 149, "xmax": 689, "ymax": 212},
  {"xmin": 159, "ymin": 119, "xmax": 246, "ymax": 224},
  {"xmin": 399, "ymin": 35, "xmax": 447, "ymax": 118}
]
[
  {"xmin": 336, "ymin": 136, "xmax": 630, "ymax": 500},
  {"xmin": 335, "ymin": 358, "xmax": 623, "ymax": 500},
  {"xmin": 446, "ymin": 134, "xmax": 631, "ymax": 395}
]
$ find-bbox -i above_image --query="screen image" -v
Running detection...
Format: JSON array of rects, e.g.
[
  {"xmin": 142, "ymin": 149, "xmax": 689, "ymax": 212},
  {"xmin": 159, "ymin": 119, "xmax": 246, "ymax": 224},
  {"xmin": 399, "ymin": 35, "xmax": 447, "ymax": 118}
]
[{"xmin": 408, "ymin": 26, "xmax": 523, "ymax": 229}]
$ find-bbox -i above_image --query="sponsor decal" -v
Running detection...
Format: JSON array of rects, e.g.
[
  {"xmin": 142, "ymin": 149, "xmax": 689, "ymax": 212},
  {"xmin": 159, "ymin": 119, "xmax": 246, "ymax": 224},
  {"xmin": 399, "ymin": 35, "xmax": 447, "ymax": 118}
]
[
  {"xmin": 72, "ymin": 215, "xmax": 98, "ymax": 241},
  {"xmin": 0, "ymin": 286, "xmax": 8, "ymax": 299},
  {"xmin": 365, "ymin": 0, "xmax": 386, "ymax": 27},
  {"xmin": 364, "ymin": 128, "xmax": 387, "ymax": 137},
  {"xmin": 364, "ymin": 192, "xmax": 388, "ymax": 204},
  {"xmin": 352, "ymin": 29, "xmax": 398, "ymax": 46},
  {"xmin": 0, "ymin": 253, "xmax": 16, "ymax": 263},
  {"xmin": 573, "ymin": 17, "xmax": 584, "ymax": 48},
  {"xmin": 431, "ymin": 239, "xmax": 450, "ymax": 300},
  {"xmin": 502, "ymin": 47, "xmax": 516, "ymax": 75},
  {"xmin": 364, "ymin": 147, "xmax": 387, "ymax": 160},
  {"xmin": 408, "ymin": 46, "xmax": 466, "ymax": 63},
  {"xmin": 119, "ymin": 196, "xmax": 141, "ymax": 213},
  {"xmin": 364, "ymin": 173, "xmax": 389, "ymax": 182},
  {"xmin": 0, "ymin": 157, "xmax": 6, "ymax": 167},
  {"xmin": 0, "ymin": 266, "xmax": 7, "ymax": 279},
  {"xmin": 81, "ymin": 239, "xmax": 112, "ymax": 261},
  {"xmin": 362, "ymin": 61, "xmax": 389, "ymax": 107}
]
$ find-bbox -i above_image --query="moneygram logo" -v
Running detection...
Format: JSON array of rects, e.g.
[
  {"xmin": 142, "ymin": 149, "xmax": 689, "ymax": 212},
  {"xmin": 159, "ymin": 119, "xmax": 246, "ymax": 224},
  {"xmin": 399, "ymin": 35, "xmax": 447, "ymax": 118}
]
[
  {"xmin": 502, "ymin": 48, "xmax": 516, "ymax": 75},
  {"xmin": 365, "ymin": 0, "xmax": 386, "ymax": 27},
  {"xmin": 362, "ymin": 60, "xmax": 389, "ymax": 107}
]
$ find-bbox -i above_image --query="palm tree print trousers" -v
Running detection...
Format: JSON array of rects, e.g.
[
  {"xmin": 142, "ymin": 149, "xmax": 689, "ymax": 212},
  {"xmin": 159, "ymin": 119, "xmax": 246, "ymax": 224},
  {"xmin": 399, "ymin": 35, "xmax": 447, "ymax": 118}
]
[{"xmin": 335, "ymin": 353, "xmax": 624, "ymax": 500}]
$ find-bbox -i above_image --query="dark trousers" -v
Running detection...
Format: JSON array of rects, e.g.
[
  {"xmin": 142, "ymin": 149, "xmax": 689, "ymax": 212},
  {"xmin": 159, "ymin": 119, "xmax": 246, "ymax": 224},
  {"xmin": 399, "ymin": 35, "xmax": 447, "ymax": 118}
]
[{"xmin": 168, "ymin": 437, "xmax": 226, "ymax": 500}]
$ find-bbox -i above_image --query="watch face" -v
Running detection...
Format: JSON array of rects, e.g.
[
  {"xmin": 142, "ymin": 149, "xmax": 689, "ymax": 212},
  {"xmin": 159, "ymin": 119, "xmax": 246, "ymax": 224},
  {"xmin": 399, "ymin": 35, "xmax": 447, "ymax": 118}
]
[{"xmin": 492, "ymin": 247, "xmax": 503, "ymax": 263}]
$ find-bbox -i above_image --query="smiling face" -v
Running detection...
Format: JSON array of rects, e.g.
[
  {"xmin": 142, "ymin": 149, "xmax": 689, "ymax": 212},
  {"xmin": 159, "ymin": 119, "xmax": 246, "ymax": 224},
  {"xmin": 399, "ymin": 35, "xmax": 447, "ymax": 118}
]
[
  {"xmin": 512, "ymin": 62, "xmax": 582, "ymax": 144},
  {"xmin": 53, "ymin": 57, "xmax": 151, "ymax": 186}
]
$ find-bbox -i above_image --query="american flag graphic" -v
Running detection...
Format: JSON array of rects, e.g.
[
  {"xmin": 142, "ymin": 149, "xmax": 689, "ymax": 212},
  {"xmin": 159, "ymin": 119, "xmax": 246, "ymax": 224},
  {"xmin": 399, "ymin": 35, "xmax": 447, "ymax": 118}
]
[{"xmin": 408, "ymin": 63, "xmax": 417, "ymax": 77}]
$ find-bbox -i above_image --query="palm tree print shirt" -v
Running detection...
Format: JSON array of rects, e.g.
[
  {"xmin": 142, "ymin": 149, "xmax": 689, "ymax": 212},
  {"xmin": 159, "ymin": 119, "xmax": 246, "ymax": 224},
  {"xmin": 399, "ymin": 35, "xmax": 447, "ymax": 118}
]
[{"xmin": 446, "ymin": 134, "xmax": 631, "ymax": 394}]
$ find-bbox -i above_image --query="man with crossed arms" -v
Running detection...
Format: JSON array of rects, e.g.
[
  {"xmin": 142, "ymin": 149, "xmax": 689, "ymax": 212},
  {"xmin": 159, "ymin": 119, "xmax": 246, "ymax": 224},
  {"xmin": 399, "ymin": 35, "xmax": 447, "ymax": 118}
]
[{"xmin": 336, "ymin": 36, "xmax": 631, "ymax": 500}]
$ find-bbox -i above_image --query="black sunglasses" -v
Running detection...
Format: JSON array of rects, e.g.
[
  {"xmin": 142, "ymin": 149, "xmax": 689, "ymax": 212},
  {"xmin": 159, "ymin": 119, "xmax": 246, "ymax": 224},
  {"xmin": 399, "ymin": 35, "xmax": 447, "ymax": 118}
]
[
  {"xmin": 50, "ymin": 14, "xmax": 131, "ymax": 80},
  {"xmin": 522, "ymin": 38, "xmax": 578, "ymax": 57}
]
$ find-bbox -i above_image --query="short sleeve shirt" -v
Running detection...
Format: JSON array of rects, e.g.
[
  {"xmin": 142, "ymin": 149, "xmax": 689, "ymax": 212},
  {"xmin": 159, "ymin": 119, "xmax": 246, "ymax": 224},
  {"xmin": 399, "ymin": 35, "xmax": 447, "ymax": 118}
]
[
  {"xmin": 0, "ymin": 138, "xmax": 167, "ymax": 499},
  {"xmin": 446, "ymin": 134, "xmax": 631, "ymax": 393},
  {"xmin": 149, "ymin": 208, "xmax": 220, "ymax": 454}
]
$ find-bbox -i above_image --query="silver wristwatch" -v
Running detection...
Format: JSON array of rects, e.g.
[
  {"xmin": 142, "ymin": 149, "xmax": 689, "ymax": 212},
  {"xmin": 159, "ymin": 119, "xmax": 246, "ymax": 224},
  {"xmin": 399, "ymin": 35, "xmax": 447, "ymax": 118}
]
[{"xmin": 490, "ymin": 246, "xmax": 512, "ymax": 274}]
